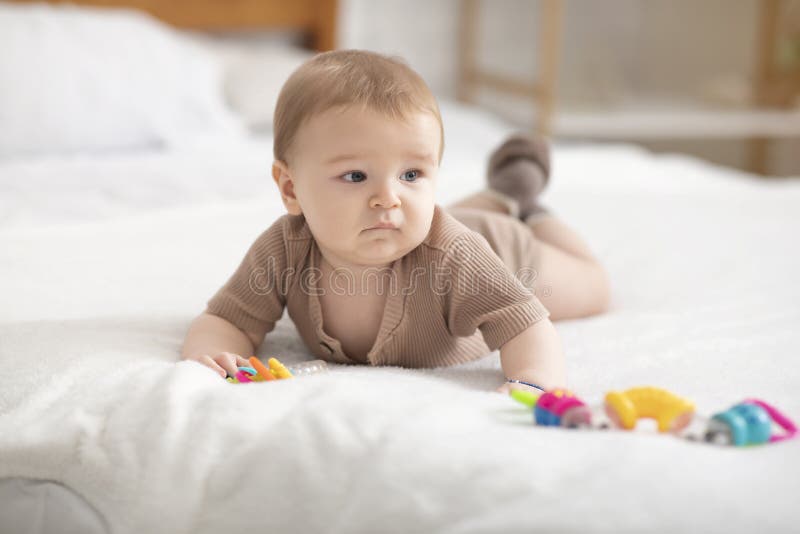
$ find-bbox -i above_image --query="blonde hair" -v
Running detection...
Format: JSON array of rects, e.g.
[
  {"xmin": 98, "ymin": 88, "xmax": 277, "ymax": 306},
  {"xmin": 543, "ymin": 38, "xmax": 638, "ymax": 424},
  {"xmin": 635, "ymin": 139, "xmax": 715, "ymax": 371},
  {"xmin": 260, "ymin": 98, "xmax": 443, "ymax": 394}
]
[{"xmin": 273, "ymin": 49, "xmax": 444, "ymax": 166}]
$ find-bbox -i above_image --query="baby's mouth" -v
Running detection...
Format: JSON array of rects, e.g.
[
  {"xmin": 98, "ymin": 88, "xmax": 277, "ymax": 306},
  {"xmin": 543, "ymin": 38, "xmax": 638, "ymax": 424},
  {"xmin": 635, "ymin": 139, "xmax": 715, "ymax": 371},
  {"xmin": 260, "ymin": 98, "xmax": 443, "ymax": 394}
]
[{"xmin": 365, "ymin": 222, "xmax": 399, "ymax": 231}]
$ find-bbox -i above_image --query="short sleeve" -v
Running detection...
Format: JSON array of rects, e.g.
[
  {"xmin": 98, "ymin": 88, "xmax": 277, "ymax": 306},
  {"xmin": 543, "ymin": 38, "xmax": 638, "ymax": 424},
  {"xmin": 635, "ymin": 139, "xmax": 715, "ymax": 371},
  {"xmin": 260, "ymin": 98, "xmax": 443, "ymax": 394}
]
[
  {"xmin": 442, "ymin": 231, "xmax": 550, "ymax": 351},
  {"xmin": 205, "ymin": 218, "xmax": 289, "ymax": 336}
]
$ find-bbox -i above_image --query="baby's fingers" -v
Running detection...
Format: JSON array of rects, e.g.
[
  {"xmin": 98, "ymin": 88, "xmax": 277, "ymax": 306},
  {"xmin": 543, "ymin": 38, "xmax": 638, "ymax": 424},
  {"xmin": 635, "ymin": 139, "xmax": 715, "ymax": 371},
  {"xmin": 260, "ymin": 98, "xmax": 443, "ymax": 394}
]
[
  {"xmin": 199, "ymin": 355, "xmax": 227, "ymax": 378},
  {"xmin": 216, "ymin": 352, "xmax": 247, "ymax": 377}
]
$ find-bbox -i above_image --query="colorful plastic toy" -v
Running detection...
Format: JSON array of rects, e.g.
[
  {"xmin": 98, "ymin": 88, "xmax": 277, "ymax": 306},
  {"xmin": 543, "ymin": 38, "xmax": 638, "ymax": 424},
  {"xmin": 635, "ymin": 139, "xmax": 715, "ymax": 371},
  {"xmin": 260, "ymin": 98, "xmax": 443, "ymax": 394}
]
[
  {"xmin": 604, "ymin": 387, "xmax": 695, "ymax": 432},
  {"xmin": 677, "ymin": 399, "xmax": 797, "ymax": 446},
  {"xmin": 509, "ymin": 386, "xmax": 797, "ymax": 447},
  {"xmin": 226, "ymin": 357, "xmax": 328, "ymax": 383},
  {"xmin": 511, "ymin": 388, "xmax": 593, "ymax": 428}
]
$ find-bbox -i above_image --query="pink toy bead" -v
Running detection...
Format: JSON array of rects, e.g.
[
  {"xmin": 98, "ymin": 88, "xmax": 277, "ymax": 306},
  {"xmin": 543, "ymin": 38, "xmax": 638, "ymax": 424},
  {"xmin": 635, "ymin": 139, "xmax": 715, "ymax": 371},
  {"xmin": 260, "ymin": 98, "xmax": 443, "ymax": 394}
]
[
  {"xmin": 552, "ymin": 396, "xmax": 585, "ymax": 417},
  {"xmin": 235, "ymin": 371, "xmax": 252, "ymax": 383}
]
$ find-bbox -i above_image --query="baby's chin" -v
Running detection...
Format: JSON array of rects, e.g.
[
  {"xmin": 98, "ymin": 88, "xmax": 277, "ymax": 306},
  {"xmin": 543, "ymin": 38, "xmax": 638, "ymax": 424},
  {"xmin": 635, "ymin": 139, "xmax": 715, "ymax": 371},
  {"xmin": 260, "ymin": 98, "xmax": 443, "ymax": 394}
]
[{"xmin": 351, "ymin": 238, "xmax": 422, "ymax": 267}]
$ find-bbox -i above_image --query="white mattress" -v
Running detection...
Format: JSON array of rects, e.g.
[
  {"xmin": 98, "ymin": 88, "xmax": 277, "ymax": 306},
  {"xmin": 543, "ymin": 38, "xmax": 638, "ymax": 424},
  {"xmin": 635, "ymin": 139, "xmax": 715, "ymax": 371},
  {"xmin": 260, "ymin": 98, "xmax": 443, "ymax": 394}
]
[{"xmin": 1, "ymin": 100, "xmax": 799, "ymax": 534}]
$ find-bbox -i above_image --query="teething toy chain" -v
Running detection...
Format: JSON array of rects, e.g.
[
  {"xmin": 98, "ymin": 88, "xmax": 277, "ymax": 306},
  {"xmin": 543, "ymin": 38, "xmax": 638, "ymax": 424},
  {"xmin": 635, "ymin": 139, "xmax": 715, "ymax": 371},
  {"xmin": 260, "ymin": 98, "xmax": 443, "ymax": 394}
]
[
  {"xmin": 226, "ymin": 356, "xmax": 328, "ymax": 383},
  {"xmin": 510, "ymin": 386, "xmax": 798, "ymax": 447}
]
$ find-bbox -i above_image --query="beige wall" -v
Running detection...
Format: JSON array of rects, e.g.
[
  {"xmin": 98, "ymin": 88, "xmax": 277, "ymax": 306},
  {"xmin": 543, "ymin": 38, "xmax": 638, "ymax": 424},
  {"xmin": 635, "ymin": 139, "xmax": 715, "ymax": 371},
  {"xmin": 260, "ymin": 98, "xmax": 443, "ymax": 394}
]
[
  {"xmin": 340, "ymin": 0, "xmax": 760, "ymax": 103},
  {"xmin": 339, "ymin": 0, "xmax": 799, "ymax": 176}
]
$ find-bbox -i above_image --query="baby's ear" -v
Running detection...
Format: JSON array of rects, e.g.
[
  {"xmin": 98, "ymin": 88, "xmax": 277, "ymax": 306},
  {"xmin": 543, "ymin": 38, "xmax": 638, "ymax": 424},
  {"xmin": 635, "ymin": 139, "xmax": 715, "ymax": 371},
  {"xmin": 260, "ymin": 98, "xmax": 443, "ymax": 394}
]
[{"xmin": 272, "ymin": 160, "xmax": 302, "ymax": 216}]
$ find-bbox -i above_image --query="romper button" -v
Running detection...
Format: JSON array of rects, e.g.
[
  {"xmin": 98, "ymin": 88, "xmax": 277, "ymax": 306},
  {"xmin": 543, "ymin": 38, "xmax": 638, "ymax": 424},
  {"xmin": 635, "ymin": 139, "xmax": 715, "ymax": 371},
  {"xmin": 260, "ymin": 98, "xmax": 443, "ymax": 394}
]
[{"xmin": 320, "ymin": 341, "xmax": 334, "ymax": 354}]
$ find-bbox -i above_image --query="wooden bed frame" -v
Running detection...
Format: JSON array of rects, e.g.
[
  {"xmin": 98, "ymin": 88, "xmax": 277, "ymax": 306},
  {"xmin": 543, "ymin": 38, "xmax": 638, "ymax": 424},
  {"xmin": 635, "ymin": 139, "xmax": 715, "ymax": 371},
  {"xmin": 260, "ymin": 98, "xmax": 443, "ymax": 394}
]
[
  {"xmin": 8, "ymin": 0, "xmax": 338, "ymax": 51},
  {"xmin": 457, "ymin": 0, "xmax": 563, "ymax": 137}
]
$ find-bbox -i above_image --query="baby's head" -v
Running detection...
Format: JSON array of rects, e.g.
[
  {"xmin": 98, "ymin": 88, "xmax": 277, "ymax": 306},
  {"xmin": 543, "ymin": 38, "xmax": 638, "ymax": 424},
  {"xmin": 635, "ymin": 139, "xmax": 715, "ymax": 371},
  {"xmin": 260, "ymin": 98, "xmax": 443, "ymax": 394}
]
[{"xmin": 271, "ymin": 49, "xmax": 444, "ymax": 269}]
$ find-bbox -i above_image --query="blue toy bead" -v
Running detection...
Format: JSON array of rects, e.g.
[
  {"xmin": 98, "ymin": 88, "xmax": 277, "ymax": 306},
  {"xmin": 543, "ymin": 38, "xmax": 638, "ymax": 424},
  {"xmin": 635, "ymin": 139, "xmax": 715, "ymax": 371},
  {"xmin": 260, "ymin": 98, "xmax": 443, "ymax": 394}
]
[
  {"xmin": 534, "ymin": 406, "xmax": 562, "ymax": 427},
  {"xmin": 237, "ymin": 366, "xmax": 257, "ymax": 376},
  {"xmin": 734, "ymin": 403, "xmax": 772, "ymax": 444},
  {"xmin": 713, "ymin": 403, "xmax": 772, "ymax": 446}
]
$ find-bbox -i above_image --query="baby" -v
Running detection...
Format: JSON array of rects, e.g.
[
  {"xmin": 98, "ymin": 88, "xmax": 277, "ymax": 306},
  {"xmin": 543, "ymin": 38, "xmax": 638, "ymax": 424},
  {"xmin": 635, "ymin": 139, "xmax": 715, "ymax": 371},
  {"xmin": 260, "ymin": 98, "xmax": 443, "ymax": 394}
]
[{"xmin": 181, "ymin": 50, "xmax": 610, "ymax": 394}]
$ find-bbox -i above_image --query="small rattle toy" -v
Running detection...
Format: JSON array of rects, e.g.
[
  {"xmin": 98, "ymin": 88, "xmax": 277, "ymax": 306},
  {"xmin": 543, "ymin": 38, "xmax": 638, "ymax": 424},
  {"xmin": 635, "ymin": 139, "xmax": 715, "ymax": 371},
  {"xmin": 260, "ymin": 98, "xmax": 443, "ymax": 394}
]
[
  {"xmin": 510, "ymin": 386, "xmax": 797, "ymax": 447},
  {"xmin": 604, "ymin": 387, "xmax": 695, "ymax": 432},
  {"xmin": 510, "ymin": 388, "xmax": 594, "ymax": 428},
  {"xmin": 226, "ymin": 357, "xmax": 329, "ymax": 383},
  {"xmin": 677, "ymin": 398, "xmax": 797, "ymax": 446}
]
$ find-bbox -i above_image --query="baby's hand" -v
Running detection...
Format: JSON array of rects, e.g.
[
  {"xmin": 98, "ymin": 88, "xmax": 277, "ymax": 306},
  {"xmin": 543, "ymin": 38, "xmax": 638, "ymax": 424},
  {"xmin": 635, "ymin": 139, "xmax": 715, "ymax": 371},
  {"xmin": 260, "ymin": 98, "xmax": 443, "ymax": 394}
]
[{"xmin": 184, "ymin": 352, "xmax": 251, "ymax": 379}]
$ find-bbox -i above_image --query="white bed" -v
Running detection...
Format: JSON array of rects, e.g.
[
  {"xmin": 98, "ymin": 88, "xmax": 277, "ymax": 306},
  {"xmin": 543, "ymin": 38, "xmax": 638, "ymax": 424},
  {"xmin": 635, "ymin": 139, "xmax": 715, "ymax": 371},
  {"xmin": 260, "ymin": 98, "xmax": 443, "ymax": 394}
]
[{"xmin": 1, "ymin": 4, "xmax": 799, "ymax": 534}]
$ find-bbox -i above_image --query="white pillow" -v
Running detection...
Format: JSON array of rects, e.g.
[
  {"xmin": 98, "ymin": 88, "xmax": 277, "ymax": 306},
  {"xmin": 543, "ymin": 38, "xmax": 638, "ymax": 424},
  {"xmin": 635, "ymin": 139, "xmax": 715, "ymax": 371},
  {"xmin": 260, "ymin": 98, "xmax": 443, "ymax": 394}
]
[
  {"xmin": 225, "ymin": 45, "xmax": 315, "ymax": 132},
  {"xmin": 194, "ymin": 37, "xmax": 315, "ymax": 132},
  {"xmin": 0, "ymin": 3, "xmax": 245, "ymax": 159}
]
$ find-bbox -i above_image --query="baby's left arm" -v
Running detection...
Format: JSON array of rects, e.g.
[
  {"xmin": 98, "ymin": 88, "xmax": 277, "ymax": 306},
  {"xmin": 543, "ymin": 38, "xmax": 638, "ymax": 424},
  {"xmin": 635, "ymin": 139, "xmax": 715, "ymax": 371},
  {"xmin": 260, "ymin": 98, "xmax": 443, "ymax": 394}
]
[
  {"xmin": 441, "ymin": 231, "xmax": 565, "ymax": 394},
  {"xmin": 497, "ymin": 317, "xmax": 566, "ymax": 394}
]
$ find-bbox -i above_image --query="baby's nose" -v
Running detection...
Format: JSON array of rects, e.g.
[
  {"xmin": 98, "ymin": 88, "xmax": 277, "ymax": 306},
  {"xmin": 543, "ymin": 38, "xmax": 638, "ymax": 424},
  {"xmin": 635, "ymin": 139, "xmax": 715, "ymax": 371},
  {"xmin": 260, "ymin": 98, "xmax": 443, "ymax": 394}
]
[{"xmin": 369, "ymin": 180, "xmax": 401, "ymax": 208}]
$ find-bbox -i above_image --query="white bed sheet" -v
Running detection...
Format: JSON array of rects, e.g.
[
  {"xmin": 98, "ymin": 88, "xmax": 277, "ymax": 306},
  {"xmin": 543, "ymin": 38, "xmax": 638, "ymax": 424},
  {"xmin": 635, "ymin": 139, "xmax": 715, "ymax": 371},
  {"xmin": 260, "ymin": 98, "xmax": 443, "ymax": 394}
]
[{"xmin": 1, "ymin": 100, "xmax": 799, "ymax": 534}]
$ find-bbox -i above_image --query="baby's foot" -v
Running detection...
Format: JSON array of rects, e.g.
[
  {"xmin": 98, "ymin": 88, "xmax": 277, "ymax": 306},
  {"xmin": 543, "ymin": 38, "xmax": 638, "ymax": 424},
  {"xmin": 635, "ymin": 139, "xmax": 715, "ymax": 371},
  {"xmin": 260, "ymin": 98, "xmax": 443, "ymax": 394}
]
[{"xmin": 486, "ymin": 134, "xmax": 551, "ymax": 221}]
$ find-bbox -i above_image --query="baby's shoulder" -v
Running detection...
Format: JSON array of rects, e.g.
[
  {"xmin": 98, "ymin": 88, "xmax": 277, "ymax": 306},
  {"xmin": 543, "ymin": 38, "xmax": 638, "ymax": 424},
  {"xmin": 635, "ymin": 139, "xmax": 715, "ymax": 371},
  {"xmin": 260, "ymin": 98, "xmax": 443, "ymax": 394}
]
[
  {"xmin": 420, "ymin": 205, "xmax": 492, "ymax": 257},
  {"xmin": 246, "ymin": 213, "xmax": 313, "ymax": 265},
  {"xmin": 249, "ymin": 213, "xmax": 311, "ymax": 244}
]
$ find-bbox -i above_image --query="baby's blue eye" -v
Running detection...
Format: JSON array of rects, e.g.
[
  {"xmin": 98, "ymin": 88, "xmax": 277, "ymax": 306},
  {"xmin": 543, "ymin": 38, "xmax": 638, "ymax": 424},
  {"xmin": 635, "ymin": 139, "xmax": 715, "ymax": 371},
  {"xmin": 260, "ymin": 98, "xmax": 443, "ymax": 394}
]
[
  {"xmin": 401, "ymin": 170, "xmax": 420, "ymax": 182},
  {"xmin": 342, "ymin": 171, "xmax": 366, "ymax": 183}
]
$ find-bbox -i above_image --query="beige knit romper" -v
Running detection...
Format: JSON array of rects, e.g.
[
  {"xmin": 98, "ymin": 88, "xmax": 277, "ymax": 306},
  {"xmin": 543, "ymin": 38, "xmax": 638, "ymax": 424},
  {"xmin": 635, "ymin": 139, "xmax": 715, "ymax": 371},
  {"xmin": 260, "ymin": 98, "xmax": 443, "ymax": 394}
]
[{"xmin": 206, "ymin": 189, "xmax": 549, "ymax": 368}]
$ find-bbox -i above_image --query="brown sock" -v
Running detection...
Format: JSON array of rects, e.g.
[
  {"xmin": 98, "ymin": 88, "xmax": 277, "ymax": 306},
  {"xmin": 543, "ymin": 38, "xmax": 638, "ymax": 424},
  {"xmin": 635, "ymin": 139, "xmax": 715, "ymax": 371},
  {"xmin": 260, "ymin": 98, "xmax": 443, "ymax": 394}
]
[{"xmin": 486, "ymin": 134, "xmax": 551, "ymax": 221}]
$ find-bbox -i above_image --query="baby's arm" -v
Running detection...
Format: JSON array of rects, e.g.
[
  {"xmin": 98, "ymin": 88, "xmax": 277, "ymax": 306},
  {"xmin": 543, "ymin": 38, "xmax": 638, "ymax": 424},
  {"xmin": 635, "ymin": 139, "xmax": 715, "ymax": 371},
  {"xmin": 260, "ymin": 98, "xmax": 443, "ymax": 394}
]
[
  {"xmin": 497, "ymin": 317, "xmax": 566, "ymax": 394},
  {"xmin": 181, "ymin": 312, "xmax": 267, "ymax": 378},
  {"xmin": 442, "ymin": 231, "xmax": 566, "ymax": 393},
  {"xmin": 184, "ymin": 218, "xmax": 288, "ymax": 378}
]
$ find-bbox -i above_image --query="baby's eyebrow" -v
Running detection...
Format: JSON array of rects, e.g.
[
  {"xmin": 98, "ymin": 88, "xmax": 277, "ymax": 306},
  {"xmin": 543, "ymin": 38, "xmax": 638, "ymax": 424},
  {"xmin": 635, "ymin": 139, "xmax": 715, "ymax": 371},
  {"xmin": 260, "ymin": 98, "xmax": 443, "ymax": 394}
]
[
  {"xmin": 324, "ymin": 152, "xmax": 436, "ymax": 166},
  {"xmin": 406, "ymin": 152, "xmax": 437, "ymax": 166},
  {"xmin": 325, "ymin": 154, "xmax": 360, "ymax": 165}
]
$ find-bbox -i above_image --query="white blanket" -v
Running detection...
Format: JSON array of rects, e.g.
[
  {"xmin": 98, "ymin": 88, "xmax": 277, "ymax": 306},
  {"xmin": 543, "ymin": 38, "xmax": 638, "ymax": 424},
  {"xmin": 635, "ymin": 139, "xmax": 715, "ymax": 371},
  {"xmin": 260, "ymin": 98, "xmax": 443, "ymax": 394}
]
[{"xmin": 1, "ymin": 102, "xmax": 799, "ymax": 533}]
